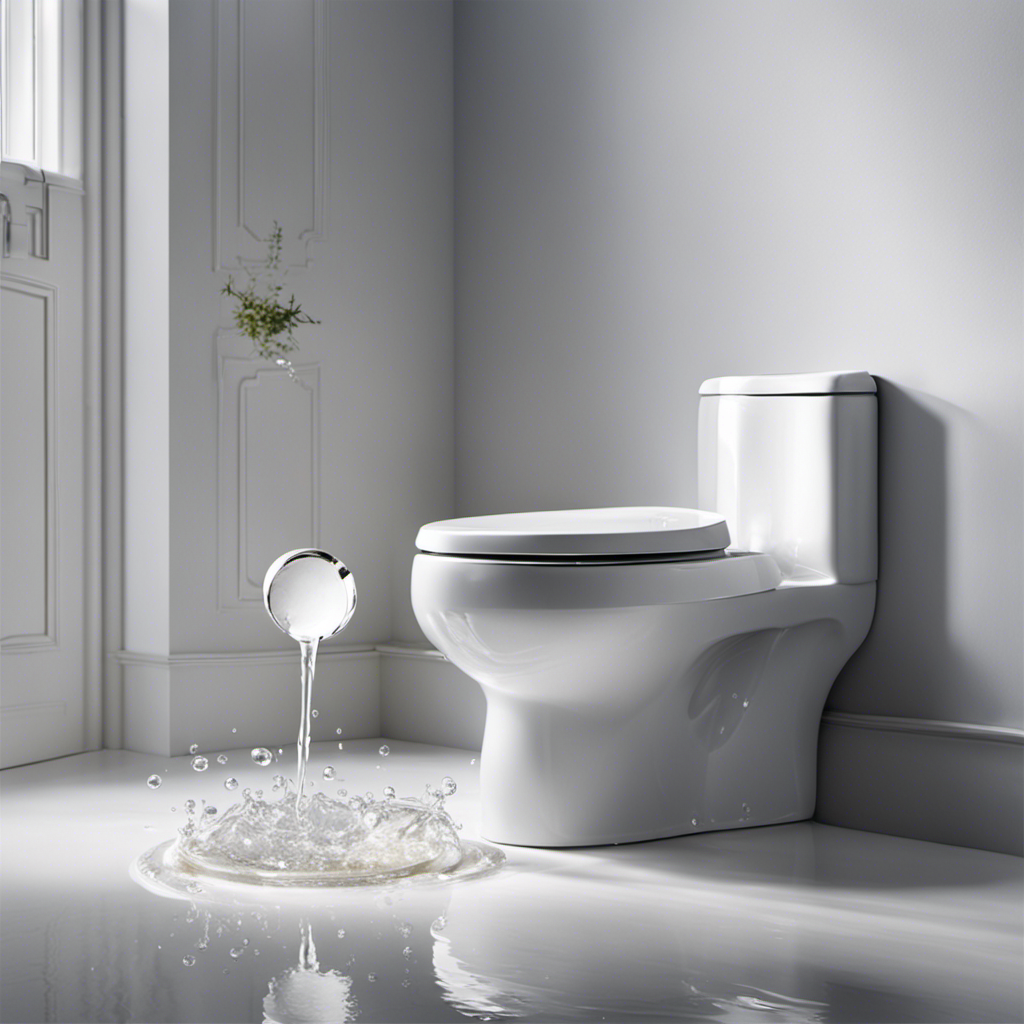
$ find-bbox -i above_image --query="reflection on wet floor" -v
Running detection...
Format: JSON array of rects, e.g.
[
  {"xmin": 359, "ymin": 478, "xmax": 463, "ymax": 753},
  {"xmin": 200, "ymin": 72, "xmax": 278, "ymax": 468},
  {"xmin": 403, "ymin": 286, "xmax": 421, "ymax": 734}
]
[{"xmin": 1, "ymin": 741, "xmax": 1021, "ymax": 1023}]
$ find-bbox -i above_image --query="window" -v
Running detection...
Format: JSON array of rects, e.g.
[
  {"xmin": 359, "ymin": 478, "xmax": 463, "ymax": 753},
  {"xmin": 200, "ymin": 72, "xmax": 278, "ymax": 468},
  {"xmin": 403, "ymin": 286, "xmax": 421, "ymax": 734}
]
[{"xmin": 1, "ymin": 0, "xmax": 81, "ymax": 179}]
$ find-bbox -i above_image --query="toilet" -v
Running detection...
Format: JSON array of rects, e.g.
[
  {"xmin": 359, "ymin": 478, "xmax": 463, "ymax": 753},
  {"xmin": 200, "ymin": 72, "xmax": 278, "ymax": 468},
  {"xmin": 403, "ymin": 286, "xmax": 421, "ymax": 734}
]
[{"xmin": 411, "ymin": 371, "xmax": 878, "ymax": 847}]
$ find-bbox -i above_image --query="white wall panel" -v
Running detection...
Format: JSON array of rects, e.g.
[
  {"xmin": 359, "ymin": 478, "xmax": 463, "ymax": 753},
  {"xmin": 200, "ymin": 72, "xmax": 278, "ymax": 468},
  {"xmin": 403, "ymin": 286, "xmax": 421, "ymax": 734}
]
[{"xmin": 214, "ymin": 0, "xmax": 326, "ymax": 270}]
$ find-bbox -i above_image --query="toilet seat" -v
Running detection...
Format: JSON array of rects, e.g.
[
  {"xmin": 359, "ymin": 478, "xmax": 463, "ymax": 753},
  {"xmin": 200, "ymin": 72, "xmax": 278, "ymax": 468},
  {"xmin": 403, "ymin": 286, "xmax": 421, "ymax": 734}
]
[
  {"xmin": 414, "ymin": 507, "xmax": 782, "ymax": 605},
  {"xmin": 416, "ymin": 506, "xmax": 731, "ymax": 560}
]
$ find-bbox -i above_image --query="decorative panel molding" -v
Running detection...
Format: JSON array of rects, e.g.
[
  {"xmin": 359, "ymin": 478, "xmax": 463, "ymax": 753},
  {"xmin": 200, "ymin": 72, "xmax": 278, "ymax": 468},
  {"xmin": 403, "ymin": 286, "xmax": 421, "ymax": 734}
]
[
  {"xmin": 0, "ymin": 275, "xmax": 58, "ymax": 650},
  {"xmin": 213, "ymin": 0, "xmax": 328, "ymax": 271},
  {"xmin": 218, "ymin": 333, "xmax": 321, "ymax": 608}
]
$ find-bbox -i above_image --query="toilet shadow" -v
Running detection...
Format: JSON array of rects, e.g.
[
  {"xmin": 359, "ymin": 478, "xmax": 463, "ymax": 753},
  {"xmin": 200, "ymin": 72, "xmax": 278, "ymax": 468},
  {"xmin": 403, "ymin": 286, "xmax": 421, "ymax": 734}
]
[
  {"xmin": 551, "ymin": 820, "xmax": 1024, "ymax": 892},
  {"xmin": 827, "ymin": 377, "xmax": 973, "ymax": 715}
]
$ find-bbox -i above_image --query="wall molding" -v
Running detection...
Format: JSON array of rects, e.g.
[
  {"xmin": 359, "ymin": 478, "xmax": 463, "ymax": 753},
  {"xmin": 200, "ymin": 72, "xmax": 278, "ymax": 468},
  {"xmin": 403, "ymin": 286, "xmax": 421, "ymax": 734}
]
[
  {"xmin": 217, "ymin": 334, "xmax": 322, "ymax": 609},
  {"xmin": 113, "ymin": 644, "xmax": 377, "ymax": 669},
  {"xmin": 213, "ymin": 0, "xmax": 328, "ymax": 271},
  {"xmin": 821, "ymin": 710, "xmax": 1023, "ymax": 746}
]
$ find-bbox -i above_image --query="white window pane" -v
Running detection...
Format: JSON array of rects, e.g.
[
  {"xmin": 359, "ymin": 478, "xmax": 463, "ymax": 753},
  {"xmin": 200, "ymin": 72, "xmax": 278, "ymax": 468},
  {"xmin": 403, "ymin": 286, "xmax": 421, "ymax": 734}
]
[{"xmin": 2, "ymin": 0, "xmax": 37, "ymax": 165}]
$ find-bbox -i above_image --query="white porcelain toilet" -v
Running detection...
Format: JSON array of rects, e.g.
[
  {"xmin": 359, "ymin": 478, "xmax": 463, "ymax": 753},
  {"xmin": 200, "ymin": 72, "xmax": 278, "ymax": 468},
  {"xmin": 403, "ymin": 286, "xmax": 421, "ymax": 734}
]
[{"xmin": 411, "ymin": 371, "xmax": 878, "ymax": 847}]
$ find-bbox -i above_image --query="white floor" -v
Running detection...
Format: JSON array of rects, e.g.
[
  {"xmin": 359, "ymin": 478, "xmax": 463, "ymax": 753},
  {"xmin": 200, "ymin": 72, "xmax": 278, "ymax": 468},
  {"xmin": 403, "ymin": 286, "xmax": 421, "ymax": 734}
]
[{"xmin": 1, "ymin": 739, "xmax": 1021, "ymax": 1024}]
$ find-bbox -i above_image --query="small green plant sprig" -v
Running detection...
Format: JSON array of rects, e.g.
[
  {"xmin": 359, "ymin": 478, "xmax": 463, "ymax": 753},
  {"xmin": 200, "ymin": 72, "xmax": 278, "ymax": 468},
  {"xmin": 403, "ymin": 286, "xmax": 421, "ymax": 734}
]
[{"xmin": 221, "ymin": 222, "xmax": 320, "ymax": 363}]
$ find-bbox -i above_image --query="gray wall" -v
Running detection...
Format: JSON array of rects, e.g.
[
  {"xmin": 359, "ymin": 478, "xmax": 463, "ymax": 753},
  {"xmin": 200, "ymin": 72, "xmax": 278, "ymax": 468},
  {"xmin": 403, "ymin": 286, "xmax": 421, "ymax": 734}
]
[{"xmin": 454, "ymin": 0, "xmax": 1023, "ymax": 737}]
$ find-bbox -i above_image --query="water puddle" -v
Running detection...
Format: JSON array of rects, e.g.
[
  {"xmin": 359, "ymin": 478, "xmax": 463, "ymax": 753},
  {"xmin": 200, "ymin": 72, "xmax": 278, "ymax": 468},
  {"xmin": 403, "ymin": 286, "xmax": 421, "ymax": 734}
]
[{"xmin": 134, "ymin": 550, "xmax": 504, "ymax": 895}]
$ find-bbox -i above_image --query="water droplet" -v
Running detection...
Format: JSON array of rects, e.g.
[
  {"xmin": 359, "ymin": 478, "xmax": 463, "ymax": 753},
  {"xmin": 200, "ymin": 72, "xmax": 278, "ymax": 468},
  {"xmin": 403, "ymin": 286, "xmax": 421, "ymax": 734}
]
[
  {"xmin": 691, "ymin": 817, "xmax": 698, "ymax": 826},
  {"xmin": 204, "ymin": 805, "xmax": 218, "ymax": 817},
  {"xmin": 242, "ymin": 938, "xmax": 250, "ymax": 946},
  {"xmin": 231, "ymin": 727, "xmax": 237, "ymax": 734},
  {"xmin": 432, "ymin": 915, "xmax": 447, "ymax": 932},
  {"xmin": 742, "ymin": 699, "xmax": 750, "ymax": 708},
  {"xmin": 337, "ymin": 928, "xmax": 346, "ymax": 939},
  {"xmin": 185, "ymin": 882, "xmax": 203, "ymax": 894},
  {"xmin": 402, "ymin": 946, "xmax": 412, "ymax": 958},
  {"xmin": 224, "ymin": 777, "xmax": 238, "ymax": 790},
  {"xmin": 185, "ymin": 799, "xmax": 196, "ymax": 814},
  {"xmin": 182, "ymin": 954, "xmax": 196, "ymax": 966},
  {"xmin": 255, "ymin": 789, "xmax": 263, "ymax": 798},
  {"xmin": 272, "ymin": 774, "xmax": 286, "ymax": 789},
  {"xmin": 335, "ymin": 727, "xmax": 343, "ymax": 735},
  {"xmin": 337, "ymin": 742, "xmax": 344, "ymax": 750},
  {"xmin": 367, "ymin": 973, "xmax": 377, "ymax": 983},
  {"xmin": 191, "ymin": 756, "xmax": 208, "ymax": 772},
  {"xmin": 251, "ymin": 747, "xmax": 273, "ymax": 766},
  {"xmin": 322, "ymin": 765, "xmax": 335, "ymax": 780},
  {"xmin": 397, "ymin": 922, "xmax": 412, "ymax": 938},
  {"xmin": 441, "ymin": 776, "xmax": 456, "ymax": 796},
  {"xmin": 338, "ymin": 788, "xmax": 348, "ymax": 797},
  {"xmin": 470, "ymin": 758, "xmax": 477, "ymax": 765},
  {"xmin": 146, "ymin": 774, "xmax": 162, "ymax": 789},
  {"xmin": 277, "ymin": 748, "xmax": 284, "ymax": 756},
  {"xmin": 216, "ymin": 754, "xmax": 228, "ymax": 765},
  {"xmin": 742, "ymin": 802, "xmax": 751, "ymax": 815},
  {"xmin": 170, "ymin": 806, "xmax": 177, "ymax": 812},
  {"xmin": 311, "ymin": 709, "xmax": 319, "ymax": 718},
  {"xmin": 189, "ymin": 743, "xmax": 199, "ymax": 754},
  {"xmin": 378, "ymin": 744, "xmax": 390, "ymax": 756},
  {"xmin": 363, "ymin": 808, "xmax": 383, "ymax": 828},
  {"xmin": 383, "ymin": 785, "xmax": 396, "ymax": 799},
  {"xmin": 401, "ymin": 978, "xmax": 411, "ymax": 988},
  {"xmin": 229, "ymin": 947, "xmax": 243, "ymax": 959}
]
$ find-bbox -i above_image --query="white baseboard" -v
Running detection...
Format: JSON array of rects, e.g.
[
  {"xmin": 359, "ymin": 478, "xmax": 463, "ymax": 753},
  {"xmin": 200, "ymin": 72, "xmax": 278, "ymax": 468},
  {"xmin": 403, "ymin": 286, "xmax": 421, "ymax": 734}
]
[
  {"xmin": 818, "ymin": 713, "xmax": 1022, "ymax": 856},
  {"xmin": 379, "ymin": 644, "xmax": 485, "ymax": 750},
  {"xmin": 114, "ymin": 645, "xmax": 380, "ymax": 756}
]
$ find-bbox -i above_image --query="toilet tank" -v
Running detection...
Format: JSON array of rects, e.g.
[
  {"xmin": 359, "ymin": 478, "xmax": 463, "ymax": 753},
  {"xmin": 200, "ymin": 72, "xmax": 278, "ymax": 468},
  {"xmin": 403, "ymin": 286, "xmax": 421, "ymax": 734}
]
[{"xmin": 697, "ymin": 371, "xmax": 877, "ymax": 583}]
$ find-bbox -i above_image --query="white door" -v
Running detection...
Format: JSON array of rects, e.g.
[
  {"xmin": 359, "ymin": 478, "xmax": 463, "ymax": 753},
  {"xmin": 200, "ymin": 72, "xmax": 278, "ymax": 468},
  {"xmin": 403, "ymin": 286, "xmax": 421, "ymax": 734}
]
[{"xmin": 1, "ymin": 164, "xmax": 87, "ymax": 767}]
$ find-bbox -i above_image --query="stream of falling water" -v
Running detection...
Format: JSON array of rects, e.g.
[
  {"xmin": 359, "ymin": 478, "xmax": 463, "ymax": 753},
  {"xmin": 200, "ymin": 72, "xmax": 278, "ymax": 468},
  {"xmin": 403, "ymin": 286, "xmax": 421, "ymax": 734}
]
[{"xmin": 295, "ymin": 639, "xmax": 318, "ymax": 812}]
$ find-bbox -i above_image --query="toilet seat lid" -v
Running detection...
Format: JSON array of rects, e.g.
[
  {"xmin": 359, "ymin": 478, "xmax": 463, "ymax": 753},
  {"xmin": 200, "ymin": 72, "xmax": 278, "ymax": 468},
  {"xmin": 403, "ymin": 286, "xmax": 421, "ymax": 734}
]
[{"xmin": 415, "ymin": 507, "xmax": 731, "ymax": 558}]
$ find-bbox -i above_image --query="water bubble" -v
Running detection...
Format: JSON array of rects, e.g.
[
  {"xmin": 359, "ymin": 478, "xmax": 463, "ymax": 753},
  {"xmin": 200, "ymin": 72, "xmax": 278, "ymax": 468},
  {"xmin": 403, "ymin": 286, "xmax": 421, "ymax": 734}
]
[
  {"xmin": 184, "ymin": 799, "xmax": 196, "ymax": 814},
  {"xmin": 251, "ymin": 747, "xmax": 273, "ymax": 766},
  {"xmin": 255, "ymin": 789, "xmax": 263, "ymax": 798},
  {"xmin": 378, "ymin": 744, "xmax": 390, "ymax": 756},
  {"xmin": 691, "ymin": 817, "xmax": 698, "ymax": 826},
  {"xmin": 191, "ymin": 756, "xmax": 209, "ymax": 772},
  {"xmin": 182, "ymin": 954, "xmax": 196, "ymax": 966},
  {"xmin": 367, "ymin": 973, "xmax": 377, "ymax": 983},
  {"xmin": 278, "ymin": 748, "xmax": 284, "ymax": 756},
  {"xmin": 146, "ymin": 774, "xmax": 162, "ymax": 789},
  {"xmin": 170, "ymin": 806, "xmax": 177, "ymax": 812},
  {"xmin": 432, "ymin": 915, "xmax": 447, "ymax": 932},
  {"xmin": 335, "ymin": 728, "xmax": 343, "ymax": 735},
  {"xmin": 189, "ymin": 743, "xmax": 199, "ymax": 754},
  {"xmin": 397, "ymin": 922, "xmax": 412, "ymax": 938},
  {"xmin": 231, "ymin": 728, "xmax": 237, "ymax": 734},
  {"xmin": 243, "ymin": 938, "xmax": 250, "ymax": 946},
  {"xmin": 263, "ymin": 548, "xmax": 357, "ymax": 642},
  {"xmin": 470, "ymin": 758, "xmax": 477, "ymax": 765},
  {"xmin": 348, "ymin": 796, "xmax": 364, "ymax": 811},
  {"xmin": 402, "ymin": 946, "xmax": 413, "ymax": 958},
  {"xmin": 742, "ymin": 699, "xmax": 750, "ymax": 708},
  {"xmin": 337, "ymin": 928, "xmax": 346, "ymax": 939},
  {"xmin": 322, "ymin": 766, "xmax": 336, "ymax": 780},
  {"xmin": 185, "ymin": 881, "xmax": 203, "ymax": 894},
  {"xmin": 229, "ymin": 947, "xmax": 243, "ymax": 959},
  {"xmin": 742, "ymin": 802, "xmax": 751, "ymax": 815},
  {"xmin": 363, "ymin": 809, "xmax": 383, "ymax": 829},
  {"xmin": 224, "ymin": 777, "xmax": 238, "ymax": 790},
  {"xmin": 311, "ymin": 709, "xmax": 319, "ymax": 719},
  {"xmin": 216, "ymin": 754, "xmax": 228, "ymax": 765},
  {"xmin": 383, "ymin": 786, "xmax": 396, "ymax": 799},
  {"xmin": 337, "ymin": 742, "xmax": 344, "ymax": 750},
  {"xmin": 204, "ymin": 805, "xmax": 218, "ymax": 817},
  {"xmin": 441, "ymin": 776, "xmax": 456, "ymax": 796},
  {"xmin": 338, "ymin": 788, "xmax": 348, "ymax": 797},
  {"xmin": 243, "ymin": 787, "xmax": 251, "ymax": 797}
]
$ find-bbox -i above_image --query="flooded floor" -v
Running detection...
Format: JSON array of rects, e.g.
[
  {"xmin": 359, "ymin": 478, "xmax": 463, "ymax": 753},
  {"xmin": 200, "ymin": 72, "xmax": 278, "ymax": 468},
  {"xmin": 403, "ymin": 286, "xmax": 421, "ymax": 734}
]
[{"xmin": 1, "ymin": 739, "xmax": 1021, "ymax": 1023}]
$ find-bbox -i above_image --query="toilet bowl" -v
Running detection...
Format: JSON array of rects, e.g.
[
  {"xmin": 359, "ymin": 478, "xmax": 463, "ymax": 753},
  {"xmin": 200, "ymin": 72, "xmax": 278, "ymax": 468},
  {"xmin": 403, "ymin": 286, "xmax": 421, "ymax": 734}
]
[{"xmin": 411, "ymin": 371, "xmax": 878, "ymax": 847}]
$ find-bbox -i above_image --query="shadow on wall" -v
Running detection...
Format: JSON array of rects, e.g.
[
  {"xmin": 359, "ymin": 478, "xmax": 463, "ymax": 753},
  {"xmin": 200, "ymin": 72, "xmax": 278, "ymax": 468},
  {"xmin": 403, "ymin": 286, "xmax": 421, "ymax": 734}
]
[{"xmin": 828, "ymin": 377, "xmax": 979, "ymax": 720}]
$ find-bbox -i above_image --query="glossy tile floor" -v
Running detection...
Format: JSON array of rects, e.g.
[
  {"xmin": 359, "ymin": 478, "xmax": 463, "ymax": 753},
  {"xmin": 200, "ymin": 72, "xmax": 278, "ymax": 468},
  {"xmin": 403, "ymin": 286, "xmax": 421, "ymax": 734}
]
[{"xmin": 1, "ymin": 739, "xmax": 1021, "ymax": 1024}]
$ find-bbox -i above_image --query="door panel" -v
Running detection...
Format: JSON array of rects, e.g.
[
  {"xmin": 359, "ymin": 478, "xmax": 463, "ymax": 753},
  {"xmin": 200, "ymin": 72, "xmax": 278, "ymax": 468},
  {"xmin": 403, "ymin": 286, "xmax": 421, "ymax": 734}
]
[{"xmin": 1, "ymin": 175, "xmax": 86, "ymax": 767}]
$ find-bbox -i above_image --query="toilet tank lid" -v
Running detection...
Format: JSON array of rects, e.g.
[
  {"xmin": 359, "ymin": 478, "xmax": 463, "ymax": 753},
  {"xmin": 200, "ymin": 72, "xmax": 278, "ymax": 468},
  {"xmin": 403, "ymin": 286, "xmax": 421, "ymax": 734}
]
[
  {"xmin": 416, "ymin": 507, "xmax": 731, "ymax": 558},
  {"xmin": 699, "ymin": 371, "xmax": 876, "ymax": 396}
]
